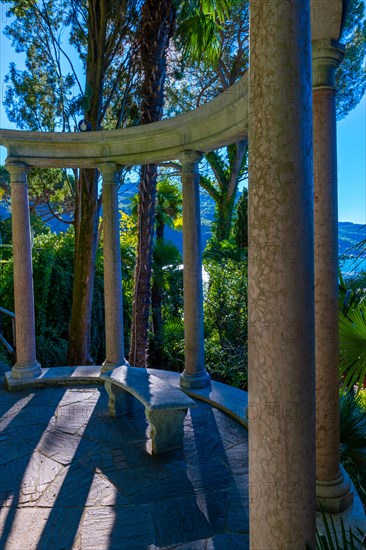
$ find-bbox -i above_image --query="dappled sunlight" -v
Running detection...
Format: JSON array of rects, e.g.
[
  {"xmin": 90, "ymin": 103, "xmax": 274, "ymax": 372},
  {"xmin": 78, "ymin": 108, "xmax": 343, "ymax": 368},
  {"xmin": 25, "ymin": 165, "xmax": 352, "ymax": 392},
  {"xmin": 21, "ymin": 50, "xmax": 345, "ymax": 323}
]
[
  {"xmin": 0, "ymin": 384, "xmax": 249, "ymax": 548},
  {"xmin": 0, "ymin": 394, "xmax": 35, "ymax": 433}
]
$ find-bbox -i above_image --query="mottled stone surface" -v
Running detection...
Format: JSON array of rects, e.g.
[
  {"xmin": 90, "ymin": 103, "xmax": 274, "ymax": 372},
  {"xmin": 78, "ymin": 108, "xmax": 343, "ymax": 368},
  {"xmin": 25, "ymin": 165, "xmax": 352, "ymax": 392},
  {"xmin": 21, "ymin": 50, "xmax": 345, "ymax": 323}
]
[
  {"xmin": 0, "ymin": 75, "xmax": 249, "ymax": 169},
  {"xmin": 179, "ymin": 151, "xmax": 210, "ymax": 390},
  {"xmin": 0, "ymin": 384, "xmax": 249, "ymax": 549},
  {"xmin": 99, "ymin": 163, "xmax": 126, "ymax": 371},
  {"xmin": 248, "ymin": 1, "xmax": 316, "ymax": 548},
  {"xmin": 313, "ymin": 41, "xmax": 353, "ymax": 512},
  {"xmin": 7, "ymin": 162, "xmax": 41, "ymax": 379}
]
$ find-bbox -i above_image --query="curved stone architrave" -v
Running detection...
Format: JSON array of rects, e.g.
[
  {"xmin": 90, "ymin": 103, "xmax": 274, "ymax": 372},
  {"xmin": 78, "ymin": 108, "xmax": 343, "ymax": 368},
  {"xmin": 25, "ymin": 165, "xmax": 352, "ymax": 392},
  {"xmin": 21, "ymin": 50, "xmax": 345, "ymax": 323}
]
[
  {"xmin": 0, "ymin": 74, "xmax": 248, "ymax": 168},
  {"xmin": 311, "ymin": 0, "xmax": 345, "ymax": 41}
]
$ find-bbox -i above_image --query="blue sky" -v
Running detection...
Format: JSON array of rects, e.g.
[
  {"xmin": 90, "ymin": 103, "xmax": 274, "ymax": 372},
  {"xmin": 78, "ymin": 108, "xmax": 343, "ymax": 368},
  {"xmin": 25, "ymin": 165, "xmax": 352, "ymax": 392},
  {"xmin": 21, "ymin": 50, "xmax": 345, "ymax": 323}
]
[
  {"xmin": 0, "ymin": 13, "xmax": 365, "ymax": 225},
  {"xmin": 338, "ymin": 96, "xmax": 366, "ymax": 223}
]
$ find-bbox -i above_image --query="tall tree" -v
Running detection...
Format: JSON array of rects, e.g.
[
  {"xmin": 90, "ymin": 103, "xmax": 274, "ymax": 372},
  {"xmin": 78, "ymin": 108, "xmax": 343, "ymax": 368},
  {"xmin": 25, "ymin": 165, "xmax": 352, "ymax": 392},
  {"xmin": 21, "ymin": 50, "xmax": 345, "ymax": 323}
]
[
  {"xmin": 129, "ymin": 0, "xmax": 240, "ymax": 367},
  {"xmin": 337, "ymin": 0, "xmax": 366, "ymax": 119},
  {"xmin": 152, "ymin": 180, "xmax": 182, "ymax": 367},
  {"xmin": 2, "ymin": 0, "xmax": 140, "ymax": 365},
  {"xmin": 202, "ymin": 142, "xmax": 247, "ymax": 241},
  {"xmin": 164, "ymin": 2, "xmax": 249, "ymax": 241},
  {"xmin": 129, "ymin": 0, "xmax": 176, "ymax": 367},
  {"xmin": 67, "ymin": 0, "xmax": 108, "ymax": 364}
]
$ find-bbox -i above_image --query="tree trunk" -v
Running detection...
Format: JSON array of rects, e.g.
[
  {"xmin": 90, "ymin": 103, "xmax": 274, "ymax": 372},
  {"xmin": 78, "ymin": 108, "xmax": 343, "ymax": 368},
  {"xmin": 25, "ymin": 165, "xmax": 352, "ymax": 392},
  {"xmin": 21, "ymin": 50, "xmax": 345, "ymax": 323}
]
[
  {"xmin": 150, "ymin": 275, "xmax": 163, "ymax": 368},
  {"xmin": 129, "ymin": 0, "xmax": 176, "ymax": 367},
  {"xmin": 67, "ymin": 0, "xmax": 107, "ymax": 365},
  {"xmin": 68, "ymin": 169, "xmax": 100, "ymax": 365},
  {"xmin": 215, "ymin": 197, "xmax": 235, "ymax": 241}
]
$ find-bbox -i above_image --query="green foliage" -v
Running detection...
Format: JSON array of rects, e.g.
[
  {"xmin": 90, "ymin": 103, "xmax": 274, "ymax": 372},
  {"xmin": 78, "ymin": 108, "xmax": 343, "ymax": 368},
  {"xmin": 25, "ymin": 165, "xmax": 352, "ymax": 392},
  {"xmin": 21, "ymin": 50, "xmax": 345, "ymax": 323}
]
[
  {"xmin": 160, "ymin": 263, "xmax": 184, "ymax": 322},
  {"xmin": 158, "ymin": 318, "xmax": 185, "ymax": 371},
  {"xmin": 175, "ymin": 0, "xmax": 242, "ymax": 65},
  {"xmin": 204, "ymin": 236, "xmax": 243, "ymax": 261},
  {"xmin": 311, "ymin": 508, "xmax": 364, "ymax": 549},
  {"xmin": 203, "ymin": 239, "xmax": 248, "ymax": 389},
  {"xmin": 340, "ymin": 391, "xmax": 366, "ymax": 508},
  {"xmin": 340, "ymin": 391, "xmax": 366, "ymax": 467},
  {"xmin": 233, "ymin": 187, "xmax": 248, "ymax": 250},
  {"xmin": 200, "ymin": 142, "xmax": 248, "ymax": 242},
  {"xmin": 156, "ymin": 178, "xmax": 183, "ymax": 235},
  {"xmin": 0, "ymin": 217, "xmax": 13, "ymax": 245},
  {"xmin": 0, "ymin": 219, "xmax": 131, "ymax": 367},
  {"xmin": 337, "ymin": 0, "xmax": 366, "ymax": 120},
  {"xmin": 339, "ymin": 277, "xmax": 366, "ymax": 393},
  {"xmin": 150, "ymin": 240, "xmax": 183, "ymax": 369}
]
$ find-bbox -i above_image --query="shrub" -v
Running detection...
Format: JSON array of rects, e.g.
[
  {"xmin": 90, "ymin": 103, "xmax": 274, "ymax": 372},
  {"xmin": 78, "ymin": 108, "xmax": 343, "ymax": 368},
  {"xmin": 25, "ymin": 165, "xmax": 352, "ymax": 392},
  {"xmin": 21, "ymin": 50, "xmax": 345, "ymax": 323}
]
[{"xmin": 203, "ymin": 239, "xmax": 248, "ymax": 389}]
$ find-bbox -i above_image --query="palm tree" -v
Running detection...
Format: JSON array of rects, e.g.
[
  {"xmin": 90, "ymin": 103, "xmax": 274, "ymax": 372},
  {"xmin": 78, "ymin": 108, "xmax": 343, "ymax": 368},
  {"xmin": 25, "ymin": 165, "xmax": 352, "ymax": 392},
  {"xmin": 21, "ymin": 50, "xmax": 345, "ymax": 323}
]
[
  {"xmin": 129, "ymin": 0, "xmax": 176, "ymax": 367},
  {"xmin": 150, "ymin": 239, "xmax": 182, "ymax": 368},
  {"xmin": 152, "ymin": 179, "xmax": 182, "ymax": 367},
  {"xmin": 339, "ymin": 276, "xmax": 366, "ymax": 393},
  {"xmin": 129, "ymin": 0, "xmax": 240, "ymax": 368},
  {"xmin": 67, "ymin": 0, "xmax": 133, "ymax": 365},
  {"xmin": 155, "ymin": 178, "xmax": 183, "ymax": 241}
]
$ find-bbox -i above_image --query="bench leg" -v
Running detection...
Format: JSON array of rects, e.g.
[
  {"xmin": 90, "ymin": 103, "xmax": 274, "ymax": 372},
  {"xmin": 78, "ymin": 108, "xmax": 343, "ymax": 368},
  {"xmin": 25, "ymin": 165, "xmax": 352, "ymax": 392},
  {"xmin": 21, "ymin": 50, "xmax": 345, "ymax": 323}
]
[
  {"xmin": 146, "ymin": 409, "xmax": 187, "ymax": 454},
  {"xmin": 105, "ymin": 380, "xmax": 133, "ymax": 417}
]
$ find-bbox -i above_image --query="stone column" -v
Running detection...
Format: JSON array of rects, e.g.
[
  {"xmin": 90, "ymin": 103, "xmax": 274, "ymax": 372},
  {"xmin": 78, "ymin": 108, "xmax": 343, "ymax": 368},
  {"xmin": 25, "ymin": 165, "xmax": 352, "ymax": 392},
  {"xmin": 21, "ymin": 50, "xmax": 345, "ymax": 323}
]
[
  {"xmin": 248, "ymin": 2, "xmax": 315, "ymax": 548},
  {"xmin": 313, "ymin": 39, "xmax": 353, "ymax": 513},
  {"xmin": 179, "ymin": 151, "xmax": 210, "ymax": 389},
  {"xmin": 8, "ymin": 162, "xmax": 41, "ymax": 379},
  {"xmin": 98, "ymin": 163, "xmax": 126, "ymax": 372}
]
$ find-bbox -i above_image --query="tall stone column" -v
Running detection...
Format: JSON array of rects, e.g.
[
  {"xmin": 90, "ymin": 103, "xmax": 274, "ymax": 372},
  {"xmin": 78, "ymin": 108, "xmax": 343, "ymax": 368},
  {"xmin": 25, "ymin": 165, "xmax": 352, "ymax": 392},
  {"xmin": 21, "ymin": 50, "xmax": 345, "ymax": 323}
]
[
  {"xmin": 248, "ymin": 2, "xmax": 315, "ymax": 548},
  {"xmin": 313, "ymin": 39, "xmax": 353, "ymax": 513},
  {"xmin": 179, "ymin": 151, "xmax": 210, "ymax": 389},
  {"xmin": 98, "ymin": 163, "xmax": 126, "ymax": 372},
  {"xmin": 8, "ymin": 162, "xmax": 41, "ymax": 379}
]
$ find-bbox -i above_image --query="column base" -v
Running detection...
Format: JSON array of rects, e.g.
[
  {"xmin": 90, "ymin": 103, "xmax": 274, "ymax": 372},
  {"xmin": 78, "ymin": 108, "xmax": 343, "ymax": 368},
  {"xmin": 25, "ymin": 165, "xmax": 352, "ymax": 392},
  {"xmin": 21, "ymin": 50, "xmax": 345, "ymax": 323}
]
[
  {"xmin": 10, "ymin": 360, "xmax": 42, "ymax": 380},
  {"xmin": 180, "ymin": 369, "xmax": 211, "ymax": 389},
  {"xmin": 101, "ymin": 358, "xmax": 129, "ymax": 373},
  {"xmin": 316, "ymin": 466, "xmax": 354, "ymax": 513}
]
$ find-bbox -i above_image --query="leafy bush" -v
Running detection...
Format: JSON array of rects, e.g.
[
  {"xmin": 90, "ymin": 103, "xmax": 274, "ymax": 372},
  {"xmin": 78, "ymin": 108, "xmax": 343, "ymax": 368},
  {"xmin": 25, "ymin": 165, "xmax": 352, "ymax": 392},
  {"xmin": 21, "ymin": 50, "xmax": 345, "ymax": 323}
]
[
  {"xmin": 340, "ymin": 391, "xmax": 366, "ymax": 509},
  {"xmin": 339, "ymin": 276, "xmax": 366, "ymax": 392},
  {"xmin": 158, "ymin": 318, "xmax": 185, "ymax": 372},
  {"xmin": 0, "ymin": 221, "xmax": 128, "ymax": 366},
  {"xmin": 203, "ymin": 239, "xmax": 248, "ymax": 389}
]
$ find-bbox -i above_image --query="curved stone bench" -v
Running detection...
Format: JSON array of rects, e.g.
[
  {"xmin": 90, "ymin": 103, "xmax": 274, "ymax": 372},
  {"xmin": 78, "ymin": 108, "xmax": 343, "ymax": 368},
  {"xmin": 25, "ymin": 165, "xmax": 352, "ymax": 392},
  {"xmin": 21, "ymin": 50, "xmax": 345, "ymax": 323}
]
[{"xmin": 101, "ymin": 366, "xmax": 196, "ymax": 454}]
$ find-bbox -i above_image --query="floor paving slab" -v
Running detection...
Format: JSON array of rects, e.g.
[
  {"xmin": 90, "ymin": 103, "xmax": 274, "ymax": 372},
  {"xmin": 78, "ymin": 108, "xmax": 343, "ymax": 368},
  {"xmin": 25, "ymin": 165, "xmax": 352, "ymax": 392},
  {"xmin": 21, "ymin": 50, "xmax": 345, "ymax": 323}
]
[
  {"xmin": 79, "ymin": 505, "xmax": 156, "ymax": 550},
  {"xmin": 0, "ymin": 384, "xmax": 249, "ymax": 549}
]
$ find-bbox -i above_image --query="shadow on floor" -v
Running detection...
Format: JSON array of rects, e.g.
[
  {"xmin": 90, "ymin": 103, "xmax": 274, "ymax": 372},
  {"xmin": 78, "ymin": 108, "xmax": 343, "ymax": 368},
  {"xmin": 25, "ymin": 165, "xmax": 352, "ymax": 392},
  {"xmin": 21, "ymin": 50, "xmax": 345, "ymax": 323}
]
[{"xmin": 0, "ymin": 384, "xmax": 249, "ymax": 549}]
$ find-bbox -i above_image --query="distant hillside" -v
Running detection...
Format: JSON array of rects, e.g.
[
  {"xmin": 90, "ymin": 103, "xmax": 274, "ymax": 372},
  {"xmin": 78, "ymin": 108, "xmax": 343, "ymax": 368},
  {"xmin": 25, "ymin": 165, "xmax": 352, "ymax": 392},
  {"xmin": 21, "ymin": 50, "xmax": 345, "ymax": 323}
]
[
  {"xmin": 119, "ymin": 183, "xmax": 216, "ymax": 255},
  {"xmin": 1, "ymin": 193, "xmax": 365, "ymax": 258},
  {"xmin": 338, "ymin": 222, "xmax": 366, "ymax": 256}
]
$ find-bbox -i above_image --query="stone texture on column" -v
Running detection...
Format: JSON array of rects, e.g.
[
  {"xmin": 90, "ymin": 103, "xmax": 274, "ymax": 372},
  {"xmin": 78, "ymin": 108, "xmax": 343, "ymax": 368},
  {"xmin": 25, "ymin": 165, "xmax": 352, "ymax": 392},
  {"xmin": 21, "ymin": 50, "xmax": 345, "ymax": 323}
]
[
  {"xmin": 248, "ymin": 2, "xmax": 315, "ymax": 548},
  {"xmin": 99, "ymin": 163, "xmax": 126, "ymax": 373},
  {"xmin": 313, "ymin": 39, "xmax": 353, "ymax": 513},
  {"xmin": 8, "ymin": 162, "xmax": 41, "ymax": 379},
  {"xmin": 179, "ymin": 151, "xmax": 210, "ymax": 390}
]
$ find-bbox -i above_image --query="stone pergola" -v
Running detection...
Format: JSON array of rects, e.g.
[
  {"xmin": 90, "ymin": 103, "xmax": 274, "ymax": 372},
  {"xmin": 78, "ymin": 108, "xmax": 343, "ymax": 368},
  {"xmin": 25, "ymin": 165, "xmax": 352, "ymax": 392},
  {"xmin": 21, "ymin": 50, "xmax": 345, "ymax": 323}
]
[{"xmin": 0, "ymin": 1, "xmax": 357, "ymax": 547}]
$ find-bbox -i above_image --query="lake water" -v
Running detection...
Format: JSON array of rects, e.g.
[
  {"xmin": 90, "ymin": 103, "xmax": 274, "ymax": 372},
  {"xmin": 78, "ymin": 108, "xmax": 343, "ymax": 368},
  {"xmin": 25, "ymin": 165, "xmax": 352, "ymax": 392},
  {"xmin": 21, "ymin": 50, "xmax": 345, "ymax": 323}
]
[{"xmin": 340, "ymin": 256, "xmax": 366, "ymax": 278}]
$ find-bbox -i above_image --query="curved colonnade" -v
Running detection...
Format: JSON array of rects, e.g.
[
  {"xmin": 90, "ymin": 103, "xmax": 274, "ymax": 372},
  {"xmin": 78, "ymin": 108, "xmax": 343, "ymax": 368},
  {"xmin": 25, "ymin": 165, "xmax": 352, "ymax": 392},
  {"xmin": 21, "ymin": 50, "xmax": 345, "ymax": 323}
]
[
  {"xmin": 0, "ymin": 74, "xmax": 249, "ymax": 168},
  {"xmin": 0, "ymin": 1, "xmax": 360, "ymax": 546}
]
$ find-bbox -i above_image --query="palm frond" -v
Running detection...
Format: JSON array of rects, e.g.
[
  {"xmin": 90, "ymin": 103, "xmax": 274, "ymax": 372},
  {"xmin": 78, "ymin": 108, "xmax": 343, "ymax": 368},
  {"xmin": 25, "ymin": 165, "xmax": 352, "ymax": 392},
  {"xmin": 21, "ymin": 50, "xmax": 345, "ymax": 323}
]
[
  {"xmin": 339, "ymin": 304, "xmax": 366, "ymax": 393},
  {"xmin": 315, "ymin": 508, "xmax": 365, "ymax": 549},
  {"xmin": 340, "ymin": 392, "xmax": 366, "ymax": 468}
]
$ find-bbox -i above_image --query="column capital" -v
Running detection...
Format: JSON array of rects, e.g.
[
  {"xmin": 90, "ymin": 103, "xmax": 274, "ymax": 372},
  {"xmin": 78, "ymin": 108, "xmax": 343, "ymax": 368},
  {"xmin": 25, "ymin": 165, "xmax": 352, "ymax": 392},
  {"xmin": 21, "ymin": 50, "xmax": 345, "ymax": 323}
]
[
  {"xmin": 6, "ymin": 162, "xmax": 30, "ymax": 182},
  {"xmin": 98, "ymin": 162, "xmax": 121, "ymax": 184},
  {"xmin": 312, "ymin": 39, "xmax": 345, "ymax": 90},
  {"xmin": 178, "ymin": 150, "xmax": 203, "ymax": 168}
]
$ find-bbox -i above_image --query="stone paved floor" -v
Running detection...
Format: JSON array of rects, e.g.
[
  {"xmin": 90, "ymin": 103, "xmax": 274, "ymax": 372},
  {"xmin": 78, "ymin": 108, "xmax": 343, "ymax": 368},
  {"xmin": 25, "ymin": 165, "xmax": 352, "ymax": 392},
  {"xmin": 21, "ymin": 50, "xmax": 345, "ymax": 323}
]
[{"xmin": 0, "ymin": 385, "xmax": 249, "ymax": 550}]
